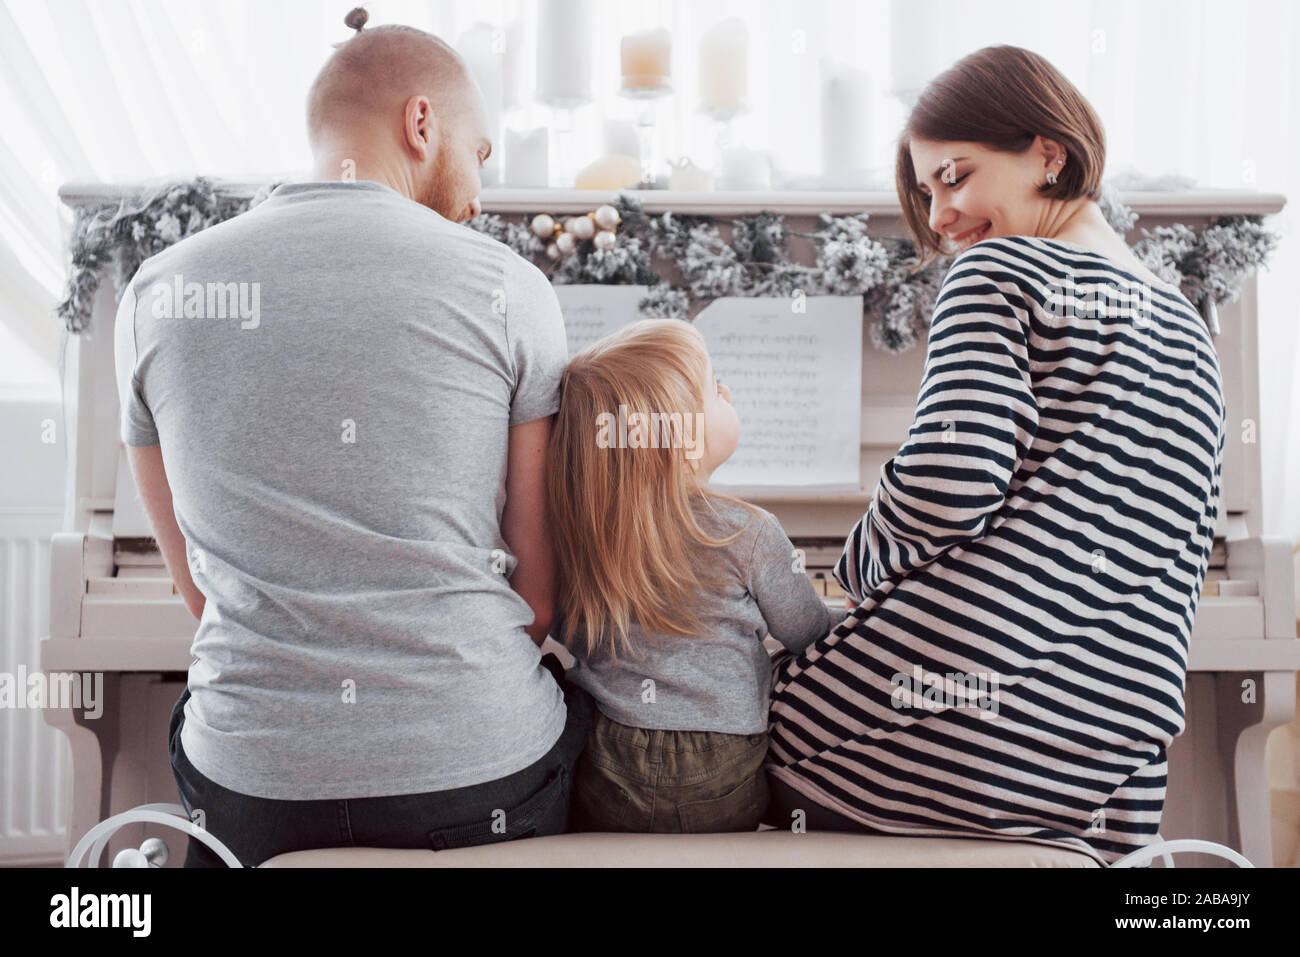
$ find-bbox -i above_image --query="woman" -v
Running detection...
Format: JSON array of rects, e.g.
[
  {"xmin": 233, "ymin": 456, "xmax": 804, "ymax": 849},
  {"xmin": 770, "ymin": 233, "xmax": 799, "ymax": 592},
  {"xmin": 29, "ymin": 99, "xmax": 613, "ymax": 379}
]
[{"xmin": 763, "ymin": 45, "xmax": 1226, "ymax": 865}]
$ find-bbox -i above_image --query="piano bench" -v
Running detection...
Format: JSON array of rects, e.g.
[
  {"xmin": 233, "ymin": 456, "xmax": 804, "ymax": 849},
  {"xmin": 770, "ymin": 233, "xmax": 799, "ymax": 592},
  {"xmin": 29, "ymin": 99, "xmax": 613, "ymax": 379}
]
[{"xmin": 258, "ymin": 831, "xmax": 1101, "ymax": 868}]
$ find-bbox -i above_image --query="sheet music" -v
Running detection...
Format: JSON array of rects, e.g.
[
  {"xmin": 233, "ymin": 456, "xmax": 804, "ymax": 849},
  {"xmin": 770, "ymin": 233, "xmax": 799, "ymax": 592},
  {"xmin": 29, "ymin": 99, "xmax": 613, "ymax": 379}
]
[
  {"xmin": 552, "ymin": 285, "xmax": 652, "ymax": 357},
  {"xmin": 552, "ymin": 286, "xmax": 862, "ymax": 489},
  {"xmin": 694, "ymin": 297, "xmax": 862, "ymax": 490}
]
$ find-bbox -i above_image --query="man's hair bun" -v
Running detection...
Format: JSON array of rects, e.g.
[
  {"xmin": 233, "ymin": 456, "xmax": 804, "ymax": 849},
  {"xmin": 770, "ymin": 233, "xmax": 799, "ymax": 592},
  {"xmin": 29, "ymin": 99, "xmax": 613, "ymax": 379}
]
[{"xmin": 344, "ymin": 7, "xmax": 369, "ymax": 32}]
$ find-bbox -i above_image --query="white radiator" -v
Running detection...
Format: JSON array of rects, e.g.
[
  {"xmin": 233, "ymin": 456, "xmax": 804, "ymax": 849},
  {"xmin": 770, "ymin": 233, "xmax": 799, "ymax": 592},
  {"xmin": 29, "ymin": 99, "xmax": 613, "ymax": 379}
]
[{"xmin": 0, "ymin": 508, "xmax": 70, "ymax": 865}]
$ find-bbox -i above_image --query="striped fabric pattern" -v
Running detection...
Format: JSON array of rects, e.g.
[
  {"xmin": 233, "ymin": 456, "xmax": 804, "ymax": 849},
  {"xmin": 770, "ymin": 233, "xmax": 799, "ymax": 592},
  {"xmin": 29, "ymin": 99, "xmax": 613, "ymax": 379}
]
[{"xmin": 767, "ymin": 236, "xmax": 1226, "ymax": 865}]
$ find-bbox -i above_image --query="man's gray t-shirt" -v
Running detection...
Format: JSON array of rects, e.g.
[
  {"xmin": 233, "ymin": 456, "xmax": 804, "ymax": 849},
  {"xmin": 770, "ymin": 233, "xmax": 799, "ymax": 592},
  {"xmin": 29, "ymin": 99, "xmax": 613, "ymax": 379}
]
[
  {"xmin": 561, "ymin": 498, "xmax": 842, "ymax": 733},
  {"xmin": 114, "ymin": 180, "xmax": 570, "ymax": 800}
]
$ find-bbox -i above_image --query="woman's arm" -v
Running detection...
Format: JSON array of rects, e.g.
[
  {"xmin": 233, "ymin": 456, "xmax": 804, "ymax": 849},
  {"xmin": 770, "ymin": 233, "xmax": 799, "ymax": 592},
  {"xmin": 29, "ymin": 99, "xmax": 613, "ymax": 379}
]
[{"xmin": 835, "ymin": 257, "xmax": 1040, "ymax": 603}]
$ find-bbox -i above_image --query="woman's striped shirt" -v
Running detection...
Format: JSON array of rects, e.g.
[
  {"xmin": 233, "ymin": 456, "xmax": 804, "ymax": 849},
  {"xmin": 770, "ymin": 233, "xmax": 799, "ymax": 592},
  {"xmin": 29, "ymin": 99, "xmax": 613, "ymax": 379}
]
[{"xmin": 766, "ymin": 235, "xmax": 1226, "ymax": 865}]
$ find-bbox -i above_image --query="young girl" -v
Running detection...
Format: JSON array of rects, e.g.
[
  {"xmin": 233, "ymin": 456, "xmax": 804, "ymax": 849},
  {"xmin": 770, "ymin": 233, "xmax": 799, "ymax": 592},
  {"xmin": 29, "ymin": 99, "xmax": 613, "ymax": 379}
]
[{"xmin": 548, "ymin": 318, "xmax": 841, "ymax": 833}]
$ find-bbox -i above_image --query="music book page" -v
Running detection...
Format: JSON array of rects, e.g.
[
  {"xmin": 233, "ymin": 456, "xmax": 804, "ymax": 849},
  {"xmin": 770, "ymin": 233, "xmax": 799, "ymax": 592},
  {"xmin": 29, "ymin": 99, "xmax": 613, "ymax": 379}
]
[
  {"xmin": 553, "ymin": 284, "xmax": 653, "ymax": 357},
  {"xmin": 552, "ymin": 286, "xmax": 862, "ymax": 490},
  {"xmin": 694, "ymin": 296, "xmax": 862, "ymax": 490}
]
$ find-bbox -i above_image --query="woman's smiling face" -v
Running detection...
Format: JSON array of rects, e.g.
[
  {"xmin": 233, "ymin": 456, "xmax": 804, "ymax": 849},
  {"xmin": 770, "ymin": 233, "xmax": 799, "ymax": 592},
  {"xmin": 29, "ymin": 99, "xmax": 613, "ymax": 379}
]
[{"xmin": 909, "ymin": 136, "xmax": 1065, "ymax": 255}]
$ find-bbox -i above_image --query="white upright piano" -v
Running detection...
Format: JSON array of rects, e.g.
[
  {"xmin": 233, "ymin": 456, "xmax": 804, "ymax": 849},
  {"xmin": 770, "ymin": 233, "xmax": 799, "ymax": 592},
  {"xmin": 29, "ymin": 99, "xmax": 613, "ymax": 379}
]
[{"xmin": 45, "ymin": 184, "xmax": 1297, "ymax": 867}]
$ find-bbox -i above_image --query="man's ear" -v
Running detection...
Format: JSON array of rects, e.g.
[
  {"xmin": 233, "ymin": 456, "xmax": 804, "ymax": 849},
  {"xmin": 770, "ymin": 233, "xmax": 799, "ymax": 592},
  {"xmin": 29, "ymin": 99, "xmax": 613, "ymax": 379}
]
[{"xmin": 404, "ymin": 94, "xmax": 437, "ymax": 160}]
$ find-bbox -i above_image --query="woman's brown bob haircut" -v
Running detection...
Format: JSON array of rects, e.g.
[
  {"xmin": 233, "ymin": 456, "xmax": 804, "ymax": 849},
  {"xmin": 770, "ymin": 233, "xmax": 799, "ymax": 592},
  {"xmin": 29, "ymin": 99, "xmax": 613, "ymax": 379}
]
[{"xmin": 896, "ymin": 45, "xmax": 1106, "ymax": 270}]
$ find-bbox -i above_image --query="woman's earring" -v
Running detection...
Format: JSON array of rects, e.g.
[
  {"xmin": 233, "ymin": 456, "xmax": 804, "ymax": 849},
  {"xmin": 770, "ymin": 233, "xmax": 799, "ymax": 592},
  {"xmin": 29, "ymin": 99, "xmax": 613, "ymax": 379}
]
[{"xmin": 1046, "ymin": 157, "xmax": 1064, "ymax": 186}]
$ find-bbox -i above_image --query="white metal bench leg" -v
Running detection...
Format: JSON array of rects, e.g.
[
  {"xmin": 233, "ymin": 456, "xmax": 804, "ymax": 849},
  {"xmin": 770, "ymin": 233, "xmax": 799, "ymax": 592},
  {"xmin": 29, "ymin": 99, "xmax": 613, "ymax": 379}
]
[
  {"xmin": 1110, "ymin": 837, "xmax": 1255, "ymax": 869},
  {"xmin": 66, "ymin": 804, "xmax": 244, "ymax": 868}
]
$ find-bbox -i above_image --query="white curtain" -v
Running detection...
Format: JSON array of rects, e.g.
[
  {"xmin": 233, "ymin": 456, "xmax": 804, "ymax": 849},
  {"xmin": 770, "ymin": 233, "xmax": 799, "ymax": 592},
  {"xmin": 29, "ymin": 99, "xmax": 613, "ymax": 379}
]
[{"xmin": 2, "ymin": 0, "xmax": 1297, "ymax": 533}]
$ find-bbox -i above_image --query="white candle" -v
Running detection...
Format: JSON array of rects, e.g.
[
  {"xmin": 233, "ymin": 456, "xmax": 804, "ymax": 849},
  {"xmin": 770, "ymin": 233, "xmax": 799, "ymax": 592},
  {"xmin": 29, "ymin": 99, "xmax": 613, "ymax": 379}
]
[
  {"xmin": 621, "ymin": 28, "xmax": 672, "ymax": 92},
  {"xmin": 457, "ymin": 23, "xmax": 504, "ymax": 185},
  {"xmin": 822, "ymin": 60, "xmax": 874, "ymax": 179},
  {"xmin": 500, "ymin": 20, "xmax": 524, "ymax": 111},
  {"xmin": 504, "ymin": 128, "xmax": 549, "ymax": 188},
  {"xmin": 889, "ymin": 0, "xmax": 945, "ymax": 96},
  {"xmin": 699, "ymin": 19, "xmax": 747, "ymax": 116},
  {"xmin": 575, "ymin": 154, "xmax": 643, "ymax": 190},
  {"xmin": 537, "ymin": 0, "xmax": 593, "ymax": 107}
]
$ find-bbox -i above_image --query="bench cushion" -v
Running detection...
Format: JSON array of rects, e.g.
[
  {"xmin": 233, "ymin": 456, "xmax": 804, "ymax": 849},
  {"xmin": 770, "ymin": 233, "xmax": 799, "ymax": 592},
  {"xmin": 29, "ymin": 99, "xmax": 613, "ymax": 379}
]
[{"xmin": 260, "ymin": 831, "xmax": 1101, "ymax": 867}]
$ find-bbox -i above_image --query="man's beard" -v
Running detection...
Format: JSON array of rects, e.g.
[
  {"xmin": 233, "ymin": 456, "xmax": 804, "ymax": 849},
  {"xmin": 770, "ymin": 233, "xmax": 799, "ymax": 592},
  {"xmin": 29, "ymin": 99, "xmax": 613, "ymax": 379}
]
[{"xmin": 418, "ymin": 152, "xmax": 463, "ymax": 220}]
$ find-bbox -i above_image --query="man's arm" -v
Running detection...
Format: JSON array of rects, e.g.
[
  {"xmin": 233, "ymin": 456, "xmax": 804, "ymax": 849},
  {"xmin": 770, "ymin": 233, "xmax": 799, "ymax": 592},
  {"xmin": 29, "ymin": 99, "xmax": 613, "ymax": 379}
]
[
  {"xmin": 126, "ymin": 444, "xmax": 205, "ymax": 620},
  {"xmin": 501, "ymin": 415, "xmax": 556, "ymax": 647}
]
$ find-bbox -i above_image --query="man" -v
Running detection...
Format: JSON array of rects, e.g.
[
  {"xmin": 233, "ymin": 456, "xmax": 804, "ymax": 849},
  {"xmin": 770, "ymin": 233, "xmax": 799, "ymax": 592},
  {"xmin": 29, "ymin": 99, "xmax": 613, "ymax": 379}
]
[{"xmin": 114, "ymin": 24, "xmax": 589, "ymax": 866}]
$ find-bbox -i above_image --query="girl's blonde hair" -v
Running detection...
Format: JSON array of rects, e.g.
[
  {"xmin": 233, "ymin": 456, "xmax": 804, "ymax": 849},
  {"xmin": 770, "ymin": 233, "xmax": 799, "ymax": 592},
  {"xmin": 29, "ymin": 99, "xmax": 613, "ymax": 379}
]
[{"xmin": 547, "ymin": 318, "xmax": 762, "ymax": 660}]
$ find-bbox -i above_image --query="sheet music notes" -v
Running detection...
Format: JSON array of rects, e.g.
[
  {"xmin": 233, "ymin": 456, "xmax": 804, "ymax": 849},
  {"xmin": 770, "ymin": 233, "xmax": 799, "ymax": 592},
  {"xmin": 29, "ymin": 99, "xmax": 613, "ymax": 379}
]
[
  {"xmin": 553, "ymin": 285, "xmax": 653, "ymax": 357},
  {"xmin": 693, "ymin": 297, "xmax": 861, "ymax": 490},
  {"xmin": 551, "ymin": 286, "xmax": 862, "ymax": 489}
]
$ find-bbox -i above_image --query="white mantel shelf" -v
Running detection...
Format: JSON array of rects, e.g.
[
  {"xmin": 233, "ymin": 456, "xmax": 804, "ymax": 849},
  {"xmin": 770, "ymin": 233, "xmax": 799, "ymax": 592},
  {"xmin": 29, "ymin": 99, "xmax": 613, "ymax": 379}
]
[
  {"xmin": 58, "ymin": 182, "xmax": 1287, "ymax": 218},
  {"xmin": 479, "ymin": 188, "xmax": 1288, "ymax": 217}
]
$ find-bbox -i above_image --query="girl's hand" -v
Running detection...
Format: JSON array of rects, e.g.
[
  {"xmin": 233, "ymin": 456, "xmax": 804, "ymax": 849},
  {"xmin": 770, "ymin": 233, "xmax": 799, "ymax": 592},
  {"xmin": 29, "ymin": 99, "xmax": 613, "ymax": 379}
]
[{"xmin": 845, "ymin": 597, "xmax": 856, "ymax": 610}]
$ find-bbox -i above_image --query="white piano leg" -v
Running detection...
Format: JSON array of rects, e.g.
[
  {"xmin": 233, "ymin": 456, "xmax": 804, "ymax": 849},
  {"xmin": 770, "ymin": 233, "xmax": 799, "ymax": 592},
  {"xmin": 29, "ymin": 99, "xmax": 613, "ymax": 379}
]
[
  {"xmin": 46, "ymin": 674, "xmax": 190, "ymax": 866},
  {"xmin": 1215, "ymin": 670, "xmax": 1296, "ymax": 867},
  {"xmin": 43, "ymin": 702, "xmax": 108, "ymax": 861}
]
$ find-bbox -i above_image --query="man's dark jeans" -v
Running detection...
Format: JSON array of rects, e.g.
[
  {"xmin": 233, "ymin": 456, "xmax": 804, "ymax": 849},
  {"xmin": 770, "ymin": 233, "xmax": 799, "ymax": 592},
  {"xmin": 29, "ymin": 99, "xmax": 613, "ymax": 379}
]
[{"xmin": 168, "ymin": 654, "xmax": 595, "ymax": 867}]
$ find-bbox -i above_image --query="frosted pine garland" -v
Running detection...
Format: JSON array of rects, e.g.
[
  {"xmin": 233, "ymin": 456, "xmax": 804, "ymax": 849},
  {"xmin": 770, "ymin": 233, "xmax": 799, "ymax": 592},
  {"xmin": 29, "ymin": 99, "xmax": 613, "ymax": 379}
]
[
  {"xmin": 57, "ymin": 177, "xmax": 1279, "ymax": 354},
  {"xmin": 57, "ymin": 177, "xmax": 271, "ymax": 333}
]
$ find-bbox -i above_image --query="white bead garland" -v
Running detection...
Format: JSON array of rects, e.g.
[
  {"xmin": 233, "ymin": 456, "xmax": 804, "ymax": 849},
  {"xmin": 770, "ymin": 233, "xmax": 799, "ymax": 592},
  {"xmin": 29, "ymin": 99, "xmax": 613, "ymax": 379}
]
[
  {"xmin": 593, "ymin": 204, "xmax": 620, "ymax": 231},
  {"xmin": 566, "ymin": 216, "xmax": 596, "ymax": 240},
  {"xmin": 530, "ymin": 213, "xmax": 555, "ymax": 239}
]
